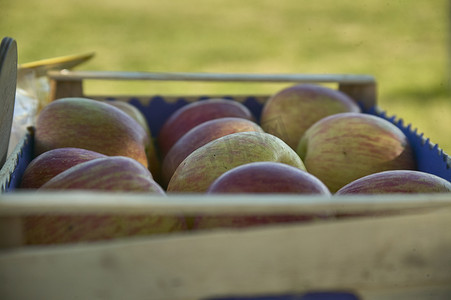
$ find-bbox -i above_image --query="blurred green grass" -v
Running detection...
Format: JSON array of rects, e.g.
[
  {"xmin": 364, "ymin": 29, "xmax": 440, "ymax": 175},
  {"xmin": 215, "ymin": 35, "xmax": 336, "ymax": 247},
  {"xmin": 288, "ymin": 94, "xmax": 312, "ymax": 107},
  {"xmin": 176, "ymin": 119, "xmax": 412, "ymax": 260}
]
[{"xmin": 2, "ymin": 0, "xmax": 450, "ymax": 153}]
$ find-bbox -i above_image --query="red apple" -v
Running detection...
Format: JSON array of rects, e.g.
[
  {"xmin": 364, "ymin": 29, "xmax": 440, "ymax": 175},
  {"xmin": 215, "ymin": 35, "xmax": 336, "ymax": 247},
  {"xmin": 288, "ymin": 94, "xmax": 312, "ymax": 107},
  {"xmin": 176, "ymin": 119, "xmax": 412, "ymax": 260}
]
[
  {"xmin": 167, "ymin": 132, "xmax": 306, "ymax": 193},
  {"xmin": 297, "ymin": 112, "xmax": 417, "ymax": 193},
  {"xmin": 20, "ymin": 147, "xmax": 107, "ymax": 189},
  {"xmin": 24, "ymin": 213, "xmax": 188, "ymax": 245},
  {"xmin": 161, "ymin": 117, "xmax": 264, "ymax": 186},
  {"xmin": 260, "ymin": 84, "xmax": 361, "ymax": 149},
  {"xmin": 27, "ymin": 157, "xmax": 190, "ymax": 245},
  {"xmin": 207, "ymin": 161, "xmax": 331, "ymax": 194},
  {"xmin": 35, "ymin": 97, "xmax": 149, "ymax": 167},
  {"xmin": 157, "ymin": 98, "xmax": 255, "ymax": 158},
  {"xmin": 335, "ymin": 170, "xmax": 451, "ymax": 194},
  {"xmin": 39, "ymin": 156, "xmax": 164, "ymax": 194}
]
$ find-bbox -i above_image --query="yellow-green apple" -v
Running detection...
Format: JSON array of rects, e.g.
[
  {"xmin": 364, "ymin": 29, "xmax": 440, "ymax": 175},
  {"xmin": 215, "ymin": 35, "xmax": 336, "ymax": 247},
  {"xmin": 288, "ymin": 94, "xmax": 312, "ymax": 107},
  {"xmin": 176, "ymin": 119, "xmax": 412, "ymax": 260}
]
[
  {"xmin": 297, "ymin": 112, "xmax": 416, "ymax": 193},
  {"xmin": 103, "ymin": 99, "xmax": 162, "ymax": 184},
  {"xmin": 39, "ymin": 156, "xmax": 165, "ymax": 194},
  {"xmin": 207, "ymin": 161, "xmax": 331, "ymax": 194},
  {"xmin": 260, "ymin": 84, "xmax": 361, "ymax": 149},
  {"xmin": 157, "ymin": 98, "xmax": 255, "ymax": 158},
  {"xmin": 161, "ymin": 117, "xmax": 264, "ymax": 186},
  {"xmin": 335, "ymin": 170, "xmax": 451, "ymax": 194},
  {"xmin": 20, "ymin": 147, "xmax": 106, "ymax": 189},
  {"xmin": 167, "ymin": 131, "xmax": 306, "ymax": 193},
  {"xmin": 34, "ymin": 97, "xmax": 149, "ymax": 167}
]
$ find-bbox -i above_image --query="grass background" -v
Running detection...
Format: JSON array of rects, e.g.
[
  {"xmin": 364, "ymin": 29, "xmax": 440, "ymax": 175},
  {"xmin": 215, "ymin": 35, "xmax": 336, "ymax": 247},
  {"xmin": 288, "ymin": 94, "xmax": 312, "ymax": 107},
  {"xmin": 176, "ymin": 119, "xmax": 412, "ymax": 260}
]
[{"xmin": 2, "ymin": 0, "xmax": 450, "ymax": 153}]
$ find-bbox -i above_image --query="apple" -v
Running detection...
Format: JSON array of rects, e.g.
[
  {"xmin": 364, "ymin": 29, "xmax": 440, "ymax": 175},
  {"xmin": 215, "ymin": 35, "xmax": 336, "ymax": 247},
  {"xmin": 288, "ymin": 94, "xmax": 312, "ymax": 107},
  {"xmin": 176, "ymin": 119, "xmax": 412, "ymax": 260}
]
[
  {"xmin": 26, "ymin": 156, "xmax": 190, "ymax": 245},
  {"xmin": 103, "ymin": 99, "xmax": 162, "ymax": 184},
  {"xmin": 157, "ymin": 98, "xmax": 255, "ymax": 158},
  {"xmin": 167, "ymin": 131, "xmax": 306, "ymax": 193},
  {"xmin": 24, "ymin": 213, "xmax": 188, "ymax": 245},
  {"xmin": 39, "ymin": 156, "xmax": 165, "ymax": 194},
  {"xmin": 23, "ymin": 212, "xmax": 187, "ymax": 245},
  {"xmin": 260, "ymin": 84, "xmax": 361, "ymax": 149},
  {"xmin": 20, "ymin": 147, "xmax": 107, "ymax": 189},
  {"xmin": 161, "ymin": 117, "xmax": 264, "ymax": 186},
  {"xmin": 34, "ymin": 97, "xmax": 149, "ymax": 168},
  {"xmin": 297, "ymin": 112, "xmax": 417, "ymax": 193},
  {"xmin": 207, "ymin": 161, "xmax": 331, "ymax": 194},
  {"xmin": 335, "ymin": 170, "xmax": 451, "ymax": 194}
]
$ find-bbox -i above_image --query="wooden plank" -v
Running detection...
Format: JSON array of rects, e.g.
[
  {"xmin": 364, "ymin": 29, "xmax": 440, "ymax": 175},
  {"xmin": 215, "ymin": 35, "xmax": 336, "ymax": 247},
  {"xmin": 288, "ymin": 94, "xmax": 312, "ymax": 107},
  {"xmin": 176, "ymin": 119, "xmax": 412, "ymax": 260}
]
[
  {"xmin": 47, "ymin": 70, "xmax": 377, "ymax": 107},
  {"xmin": 0, "ymin": 216, "xmax": 23, "ymax": 248},
  {"xmin": 47, "ymin": 70, "xmax": 376, "ymax": 84},
  {"xmin": 339, "ymin": 82, "xmax": 377, "ymax": 109},
  {"xmin": 48, "ymin": 78, "xmax": 83, "ymax": 100},
  {"xmin": 0, "ymin": 192, "xmax": 450, "ymax": 216},
  {"xmin": 0, "ymin": 207, "xmax": 450, "ymax": 300}
]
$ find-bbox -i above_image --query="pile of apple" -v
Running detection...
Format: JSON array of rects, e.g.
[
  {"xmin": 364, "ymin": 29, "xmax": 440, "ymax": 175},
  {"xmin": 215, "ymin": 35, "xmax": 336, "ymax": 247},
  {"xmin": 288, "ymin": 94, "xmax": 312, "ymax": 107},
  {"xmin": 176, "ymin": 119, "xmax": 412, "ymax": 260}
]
[
  {"xmin": 21, "ymin": 84, "xmax": 451, "ymax": 195},
  {"xmin": 18, "ymin": 84, "xmax": 451, "ymax": 243},
  {"xmin": 159, "ymin": 84, "xmax": 451, "ymax": 195}
]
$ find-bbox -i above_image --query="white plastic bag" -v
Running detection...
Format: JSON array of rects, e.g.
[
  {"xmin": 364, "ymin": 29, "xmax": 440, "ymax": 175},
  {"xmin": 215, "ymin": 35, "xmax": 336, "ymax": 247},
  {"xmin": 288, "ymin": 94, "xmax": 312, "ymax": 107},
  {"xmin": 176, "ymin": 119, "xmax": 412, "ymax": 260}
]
[
  {"xmin": 7, "ymin": 52, "xmax": 95, "ymax": 155},
  {"xmin": 8, "ymin": 70, "xmax": 49, "ymax": 156}
]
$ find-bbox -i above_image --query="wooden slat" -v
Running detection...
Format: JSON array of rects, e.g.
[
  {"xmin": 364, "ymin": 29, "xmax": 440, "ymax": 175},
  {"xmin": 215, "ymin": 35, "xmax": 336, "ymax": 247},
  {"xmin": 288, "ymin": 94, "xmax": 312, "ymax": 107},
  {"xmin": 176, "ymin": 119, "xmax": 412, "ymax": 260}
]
[
  {"xmin": 0, "ymin": 192, "xmax": 450, "ymax": 216},
  {"xmin": 0, "ymin": 206, "xmax": 450, "ymax": 300},
  {"xmin": 48, "ymin": 78, "xmax": 83, "ymax": 100},
  {"xmin": 47, "ymin": 70, "xmax": 376, "ymax": 84},
  {"xmin": 339, "ymin": 81, "xmax": 377, "ymax": 110},
  {"xmin": 0, "ymin": 216, "xmax": 23, "ymax": 248},
  {"xmin": 47, "ymin": 70, "xmax": 377, "ymax": 108}
]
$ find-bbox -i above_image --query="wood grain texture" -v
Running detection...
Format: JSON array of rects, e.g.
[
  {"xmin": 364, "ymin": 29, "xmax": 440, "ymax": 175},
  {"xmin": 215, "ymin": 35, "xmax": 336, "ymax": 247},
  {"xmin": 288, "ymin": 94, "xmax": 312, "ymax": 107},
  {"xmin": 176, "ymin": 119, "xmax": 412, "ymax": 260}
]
[
  {"xmin": 47, "ymin": 70, "xmax": 377, "ymax": 108},
  {"xmin": 0, "ymin": 205, "xmax": 450, "ymax": 299}
]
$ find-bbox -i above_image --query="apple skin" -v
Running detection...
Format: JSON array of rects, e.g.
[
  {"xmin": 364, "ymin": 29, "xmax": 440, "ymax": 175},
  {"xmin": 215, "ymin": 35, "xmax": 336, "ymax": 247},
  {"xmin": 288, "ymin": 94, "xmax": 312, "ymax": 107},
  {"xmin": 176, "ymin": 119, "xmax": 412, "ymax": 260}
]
[
  {"xmin": 207, "ymin": 161, "xmax": 331, "ymax": 194},
  {"xmin": 39, "ymin": 156, "xmax": 165, "ymax": 194},
  {"xmin": 27, "ymin": 157, "xmax": 189, "ymax": 245},
  {"xmin": 103, "ymin": 99, "xmax": 162, "ymax": 184},
  {"xmin": 161, "ymin": 117, "xmax": 264, "ymax": 186},
  {"xmin": 157, "ymin": 98, "xmax": 255, "ymax": 158},
  {"xmin": 20, "ymin": 147, "xmax": 107, "ymax": 189},
  {"xmin": 34, "ymin": 97, "xmax": 149, "ymax": 168},
  {"xmin": 24, "ymin": 213, "xmax": 188, "ymax": 245},
  {"xmin": 335, "ymin": 170, "xmax": 451, "ymax": 194},
  {"xmin": 260, "ymin": 84, "xmax": 361, "ymax": 149},
  {"xmin": 167, "ymin": 131, "xmax": 306, "ymax": 193},
  {"xmin": 297, "ymin": 112, "xmax": 417, "ymax": 193}
]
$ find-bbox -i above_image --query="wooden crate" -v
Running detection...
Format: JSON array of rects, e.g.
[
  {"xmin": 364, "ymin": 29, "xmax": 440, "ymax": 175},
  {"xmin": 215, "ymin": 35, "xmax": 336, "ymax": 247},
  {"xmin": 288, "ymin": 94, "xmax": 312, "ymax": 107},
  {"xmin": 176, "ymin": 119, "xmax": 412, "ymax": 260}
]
[{"xmin": 1, "ymin": 69, "xmax": 451, "ymax": 300}]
